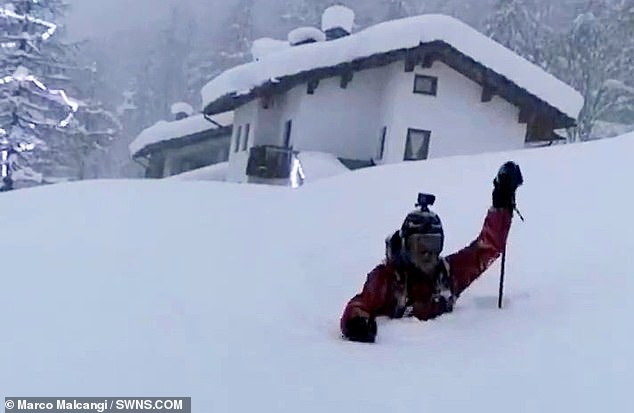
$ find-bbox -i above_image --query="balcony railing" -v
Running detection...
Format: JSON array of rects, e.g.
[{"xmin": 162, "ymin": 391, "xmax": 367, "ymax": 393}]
[{"xmin": 246, "ymin": 145, "xmax": 298, "ymax": 179}]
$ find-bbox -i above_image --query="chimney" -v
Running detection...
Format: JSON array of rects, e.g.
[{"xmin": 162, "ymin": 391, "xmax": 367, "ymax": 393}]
[
  {"xmin": 321, "ymin": 5, "xmax": 355, "ymax": 40},
  {"xmin": 171, "ymin": 102, "xmax": 193, "ymax": 121},
  {"xmin": 251, "ymin": 38, "xmax": 289, "ymax": 61},
  {"xmin": 288, "ymin": 27, "xmax": 326, "ymax": 47}
]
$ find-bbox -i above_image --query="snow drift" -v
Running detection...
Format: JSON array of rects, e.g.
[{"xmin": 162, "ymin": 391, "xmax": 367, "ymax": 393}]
[{"xmin": 1, "ymin": 133, "xmax": 633, "ymax": 412}]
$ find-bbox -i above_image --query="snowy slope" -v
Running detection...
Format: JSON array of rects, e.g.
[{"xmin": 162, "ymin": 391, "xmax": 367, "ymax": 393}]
[
  {"xmin": 1, "ymin": 134, "xmax": 633, "ymax": 412},
  {"xmin": 166, "ymin": 161, "xmax": 229, "ymax": 182}
]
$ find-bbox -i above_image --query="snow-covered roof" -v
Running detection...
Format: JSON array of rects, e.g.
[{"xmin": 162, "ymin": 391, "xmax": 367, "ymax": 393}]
[
  {"xmin": 210, "ymin": 111, "xmax": 234, "ymax": 127},
  {"xmin": 129, "ymin": 111, "xmax": 234, "ymax": 157},
  {"xmin": 202, "ymin": 14, "xmax": 584, "ymax": 119}
]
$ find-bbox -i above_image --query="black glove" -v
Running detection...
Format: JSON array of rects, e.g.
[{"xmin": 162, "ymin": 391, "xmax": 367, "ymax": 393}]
[
  {"xmin": 432, "ymin": 294, "xmax": 455, "ymax": 314},
  {"xmin": 492, "ymin": 161, "xmax": 523, "ymax": 211},
  {"xmin": 343, "ymin": 316, "xmax": 377, "ymax": 343}
]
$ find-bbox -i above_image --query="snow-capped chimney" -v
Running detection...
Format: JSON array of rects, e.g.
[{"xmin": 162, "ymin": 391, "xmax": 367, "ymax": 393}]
[
  {"xmin": 171, "ymin": 102, "xmax": 193, "ymax": 121},
  {"xmin": 251, "ymin": 38, "xmax": 289, "ymax": 61},
  {"xmin": 288, "ymin": 27, "xmax": 326, "ymax": 46},
  {"xmin": 321, "ymin": 5, "xmax": 355, "ymax": 40}
]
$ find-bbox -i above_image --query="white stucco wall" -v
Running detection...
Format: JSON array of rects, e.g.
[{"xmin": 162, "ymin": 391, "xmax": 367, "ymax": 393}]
[
  {"xmin": 255, "ymin": 94, "xmax": 288, "ymax": 146},
  {"xmin": 227, "ymin": 57, "xmax": 528, "ymax": 182},
  {"xmin": 379, "ymin": 61, "xmax": 526, "ymax": 163},
  {"xmin": 283, "ymin": 66, "xmax": 389, "ymax": 160},
  {"xmin": 227, "ymin": 100, "xmax": 259, "ymax": 183}
]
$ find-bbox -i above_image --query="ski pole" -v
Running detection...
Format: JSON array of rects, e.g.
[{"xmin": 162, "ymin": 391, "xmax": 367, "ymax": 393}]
[
  {"xmin": 499, "ymin": 206, "xmax": 524, "ymax": 309},
  {"xmin": 498, "ymin": 247, "xmax": 506, "ymax": 309}
]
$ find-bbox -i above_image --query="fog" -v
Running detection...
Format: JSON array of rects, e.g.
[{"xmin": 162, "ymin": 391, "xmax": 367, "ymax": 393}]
[
  {"xmin": 65, "ymin": 0, "xmax": 225, "ymax": 40},
  {"xmin": 2, "ymin": 0, "xmax": 633, "ymax": 181}
]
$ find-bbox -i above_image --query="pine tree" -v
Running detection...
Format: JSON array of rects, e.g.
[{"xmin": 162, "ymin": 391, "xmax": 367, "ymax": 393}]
[
  {"xmin": 0, "ymin": 0, "xmax": 121, "ymax": 184},
  {"xmin": 105, "ymin": 88, "xmax": 143, "ymax": 179},
  {"xmin": 0, "ymin": 0, "xmax": 78, "ymax": 185},
  {"xmin": 158, "ymin": 6, "xmax": 195, "ymax": 107},
  {"xmin": 216, "ymin": 0, "xmax": 255, "ymax": 70},
  {"xmin": 185, "ymin": 49, "xmax": 222, "ymax": 106},
  {"xmin": 384, "ymin": 0, "xmax": 412, "ymax": 19},
  {"xmin": 130, "ymin": 4, "xmax": 199, "ymax": 125},
  {"xmin": 610, "ymin": 0, "xmax": 634, "ymax": 92},
  {"xmin": 60, "ymin": 61, "xmax": 121, "ymax": 179}
]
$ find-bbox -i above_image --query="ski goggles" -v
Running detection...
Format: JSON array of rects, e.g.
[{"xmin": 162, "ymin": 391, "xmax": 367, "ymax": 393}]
[{"xmin": 405, "ymin": 233, "xmax": 443, "ymax": 255}]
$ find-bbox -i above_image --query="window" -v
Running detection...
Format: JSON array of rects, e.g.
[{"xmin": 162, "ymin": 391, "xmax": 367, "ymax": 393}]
[
  {"xmin": 234, "ymin": 126, "xmax": 242, "ymax": 153},
  {"xmin": 404, "ymin": 129, "xmax": 431, "ymax": 161},
  {"xmin": 376, "ymin": 127, "xmax": 387, "ymax": 160},
  {"xmin": 413, "ymin": 74, "xmax": 438, "ymax": 96},
  {"xmin": 179, "ymin": 157, "xmax": 209, "ymax": 174},
  {"xmin": 283, "ymin": 120, "xmax": 292, "ymax": 148},
  {"xmin": 242, "ymin": 123, "xmax": 250, "ymax": 151},
  {"xmin": 180, "ymin": 159, "xmax": 195, "ymax": 173}
]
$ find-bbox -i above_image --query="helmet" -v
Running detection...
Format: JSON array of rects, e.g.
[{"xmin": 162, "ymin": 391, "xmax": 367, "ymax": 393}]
[{"xmin": 400, "ymin": 209, "xmax": 444, "ymax": 255}]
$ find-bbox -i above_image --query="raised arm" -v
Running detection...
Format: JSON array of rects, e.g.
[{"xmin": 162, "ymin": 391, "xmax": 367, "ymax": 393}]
[
  {"xmin": 446, "ymin": 161, "xmax": 523, "ymax": 296},
  {"xmin": 445, "ymin": 208, "xmax": 512, "ymax": 295}
]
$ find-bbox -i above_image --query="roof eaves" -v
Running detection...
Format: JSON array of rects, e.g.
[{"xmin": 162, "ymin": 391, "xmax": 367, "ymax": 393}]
[
  {"xmin": 133, "ymin": 125, "xmax": 232, "ymax": 159},
  {"xmin": 203, "ymin": 41, "xmax": 576, "ymax": 128}
]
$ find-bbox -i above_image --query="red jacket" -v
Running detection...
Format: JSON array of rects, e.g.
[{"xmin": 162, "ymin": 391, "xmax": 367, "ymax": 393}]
[{"xmin": 341, "ymin": 207, "xmax": 513, "ymax": 331}]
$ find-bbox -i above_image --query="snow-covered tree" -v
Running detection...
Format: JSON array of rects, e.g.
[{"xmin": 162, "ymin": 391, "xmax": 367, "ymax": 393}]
[
  {"xmin": 216, "ymin": 0, "xmax": 255, "ymax": 70},
  {"xmin": 383, "ymin": 0, "xmax": 416, "ymax": 19},
  {"xmin": 610, "ymin": 0, "xmax": 634, "ymax": 89},
  {"xmin": 0, "ymin": 0, "xmax": 79, "ymax": 185},
  {"xmin": 57, "ymin": 61, "xmax": 121, "ymax": 179},
  {"xmin": 484, "ymin": 0, "xmax": 634, "ymax": 141},
  {"xmin": 157, "ymin": 6, "xmax": 196, "ymax": 106},
  {"xmin": 127, "ymin": 4, "xmax": 200, "ymax": 124},
  {"xmin": 485, "ymin": 0, "xmax": 554, "ymax": 66},
  {"xmin": 546, "ymin": 3, "xmax": 634, "ymax": 141},
  {"xmin": 104, "ymin": 88, "xmax": 142, "ymax": 179},
  {"xmin": 1, "ymin": 1, "xmax": 74, "ymax": 96},
  {"xmin": 185, "ymin": 49, "xmax": 222, "ymax": 104},
  {"xmin": 0, "ymin": 0, "xmax": 121, "ymax": 183},
  {"xmin": 281, "ymin": 0, "xmax": 337, "ymax": 27}
]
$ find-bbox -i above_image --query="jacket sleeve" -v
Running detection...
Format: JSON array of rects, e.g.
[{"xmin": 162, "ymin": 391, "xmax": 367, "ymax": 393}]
[
  {"xmin": 445, "ymin": 207, "xmax": 513, "ymax": 296},
  {"xmin": 340, "ymin": 264, "xmax": 390, "ymax": 333}
]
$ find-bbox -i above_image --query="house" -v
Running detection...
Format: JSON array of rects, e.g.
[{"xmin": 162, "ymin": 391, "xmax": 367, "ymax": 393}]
[
  {"xmin": 201, "ymin": 6, "xmax": 584, "ymax": 185},
  {"xmin": 130, "ymin": 104, "xmax": 233, "ymax": 178}
]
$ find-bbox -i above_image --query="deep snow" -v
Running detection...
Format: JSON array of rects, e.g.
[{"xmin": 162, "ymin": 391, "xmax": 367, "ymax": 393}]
[{"xmin": 1, "ymin": 133, "xmax": 633, "ymax": 412}]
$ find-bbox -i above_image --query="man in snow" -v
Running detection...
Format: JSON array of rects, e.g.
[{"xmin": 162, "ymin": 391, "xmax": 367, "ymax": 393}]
[{"xmin": 341, "ymin": 162, "xmax": 523, "ymax": 343}]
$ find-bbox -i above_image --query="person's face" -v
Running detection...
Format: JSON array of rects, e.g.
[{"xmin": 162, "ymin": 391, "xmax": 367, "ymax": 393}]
[{"xmin": 405, "ymin": 234, "xmax": 441, "ymax": 273}]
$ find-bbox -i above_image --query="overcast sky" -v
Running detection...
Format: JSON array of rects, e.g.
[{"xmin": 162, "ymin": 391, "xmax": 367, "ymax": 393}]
[{"xmin": 64, "ymin": 0, "xmax": 220, "ymax": 40}]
